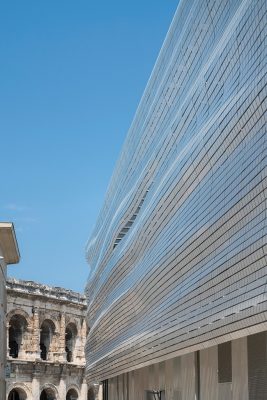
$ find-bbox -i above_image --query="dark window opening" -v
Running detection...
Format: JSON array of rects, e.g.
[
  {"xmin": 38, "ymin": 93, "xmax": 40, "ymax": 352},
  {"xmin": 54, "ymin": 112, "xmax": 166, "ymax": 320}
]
[
  {"xmin": 40, "ymin": 391, "xmax": 48, "ymax": 400},
  {"xmin": 8, "ymin": 315, "xmax": 27, "ymax": 359},
  {"xmin": 9, "ymin": 338, "xmax": 19, "ymax": 358},
  {"xmin": 8, "ymin": 390, "xmax": 20, "ymax": 400},
  {"xmin": 65, "ymin": 323, "xmax": 77, "ymax": 363},
  {"xmin": 40, "ymin": 343, "xmax": 47, "ymax": 361},
  {"xmin": 66, "ymin": 389, "xmax": 78, "ymax": 400},
  {"xmin": 87, "ymin": 388, "xmax": 95, "ymax": 400},
  {"xmin": 8, "ymin": 389, "xmax": 27, "ymax": 400},
  {"xmin": 40, "ymin": 320, "xmax": 55, "ymax": 361},
  {"xmin": 40, "ymin": 389, "xmax": 56, "ymax": 400},
  {"xmin": 218, "ymin": 341, "xmax": 232, "ymax": 383},
  {"xmin": 102, "ymin": 380, "xmax": 108, "ymax": 400},
  {"xmin": 248, "ymin": 331, "xmax": 267, "ymax": 400},
  {"xmin": 65, "ymin": 347, "xmax": 72, "ymax": 362}
]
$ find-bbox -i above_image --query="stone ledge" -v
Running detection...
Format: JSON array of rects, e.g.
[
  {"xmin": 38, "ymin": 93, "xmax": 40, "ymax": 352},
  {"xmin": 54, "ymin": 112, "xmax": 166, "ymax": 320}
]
[{"xmin": 7, "ymin": 277, "xmax": 86, "ymax": 306}]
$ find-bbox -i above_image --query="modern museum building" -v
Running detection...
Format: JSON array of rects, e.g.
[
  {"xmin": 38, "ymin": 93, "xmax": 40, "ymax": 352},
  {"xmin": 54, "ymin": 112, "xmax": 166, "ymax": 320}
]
[{"xmin": 85, "ymin": 0, "xmax": 267, "ymax": 399}]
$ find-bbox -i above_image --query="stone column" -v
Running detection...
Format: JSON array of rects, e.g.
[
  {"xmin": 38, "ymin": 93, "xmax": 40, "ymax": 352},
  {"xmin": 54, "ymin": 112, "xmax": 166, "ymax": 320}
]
[
  {"xmin": 80, "ymin": 378, "xmax": 88, "ymax": 400},
  {"xmin": 76, "ymin": 318, "xmax": 87, "ymax": 364},
  {"xmin": 59, "ymin": 310, "xmax": 66, "ymax": 362},
  {"xmin": 32, "ymin": 364, "xmax": 41, "ymax": 400},
  {"xmin": 26, "ymin": 325, "xmax": 35, "ymax": 361},
  {"xmin": 58, "ymin": 365, "xmax": 67, "ymax": 400},
  {"xmin": 32, "ymin": 307, "xmax": 41, "ymax": 359},
  {"xmin": 6, "ymin": 323, "xmax": 10, "ymax": 358},
  {"xmin": 0, "ymin": 256, "xmax": 7, "ymax": 400},
  {"xmin": 81, "ymin": 319, "xmax": 87, "ymax": 347}
]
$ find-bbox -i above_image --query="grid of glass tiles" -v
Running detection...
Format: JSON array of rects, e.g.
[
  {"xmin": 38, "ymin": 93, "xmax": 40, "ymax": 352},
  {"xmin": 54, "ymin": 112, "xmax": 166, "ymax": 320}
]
[{"xmin": 85, "ymin": 0, "xmax": 267, "ymax": 382}]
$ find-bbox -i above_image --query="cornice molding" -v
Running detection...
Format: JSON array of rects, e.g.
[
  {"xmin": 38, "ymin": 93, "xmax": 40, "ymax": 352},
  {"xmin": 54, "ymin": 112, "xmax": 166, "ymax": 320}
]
[{"xmin": 7, "ymin": 277, "xmax": 86, "ymax": 308}]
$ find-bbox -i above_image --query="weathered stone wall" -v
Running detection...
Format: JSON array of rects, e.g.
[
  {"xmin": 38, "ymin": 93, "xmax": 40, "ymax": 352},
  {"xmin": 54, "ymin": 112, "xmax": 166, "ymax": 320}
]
[
  {"xmin": 0, "ymin": 223, "xmax": 20, "ymax": 400},
  {"xmin": 0, "ymin": 249, "xmax": 7, "ymax": 400},
  {"xmin": 6, "ymin": 278, "xmax": 95, "ymax": 400}
]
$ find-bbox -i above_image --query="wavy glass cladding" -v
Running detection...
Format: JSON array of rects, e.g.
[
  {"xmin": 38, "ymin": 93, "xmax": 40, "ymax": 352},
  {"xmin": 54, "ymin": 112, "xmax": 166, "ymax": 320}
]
[{"xmin": 85, "ymin": 0, "xmax": 267, "ymax": 382}]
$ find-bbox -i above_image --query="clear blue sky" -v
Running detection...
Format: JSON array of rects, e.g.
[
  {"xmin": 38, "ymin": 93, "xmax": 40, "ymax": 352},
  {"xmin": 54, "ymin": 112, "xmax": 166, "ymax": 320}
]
[{"xmin": 1, "ymin": 0, "xmax": 178, "ymax": 293}]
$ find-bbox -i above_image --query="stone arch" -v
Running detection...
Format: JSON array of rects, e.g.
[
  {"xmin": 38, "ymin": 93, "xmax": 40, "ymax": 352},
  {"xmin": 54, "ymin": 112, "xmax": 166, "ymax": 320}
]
[
  {"xmin": 40, "ymin": 319, "xmax": 56, "ymax": 360},
  {"xmin": 39, "ymin": 313, "xmax": 60, "ymax": 333},
  {"xmin": 65, "ymin": 315, "xmax": 79, "ymax": 327},
  {"xmin": 8, "ymin": 389, "xmax": 27, "ymax": 400},
  {"xmin": 66, "ymin": 387, "xmax": 79, "ymax": 400},
  {"xmin": 40, "ymin": 384, "xmax": 58, "ymax": 400},
  {"xmin": 7, "ymin": 383, "xmax": 31, "ymax": 400},
  {"xmin": 66, "ymin": 385, "xmax": 80, "ymax": 396},
  {"xmin": 7, "ymin": 309, "xmax": 31, "ymax": 327},
  {"xmin": 65, "ymin": 322, "xmax": 78, "ymax": 362},
  {"xmin": 8, "ymin": 313, "xmax": 29, "ymax": 358}
]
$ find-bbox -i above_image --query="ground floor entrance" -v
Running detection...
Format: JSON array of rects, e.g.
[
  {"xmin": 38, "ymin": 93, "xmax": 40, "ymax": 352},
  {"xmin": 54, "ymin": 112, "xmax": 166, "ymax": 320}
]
[{"xmin": 102, "ymin": 331, "xmax": 267, "ymax": 400}]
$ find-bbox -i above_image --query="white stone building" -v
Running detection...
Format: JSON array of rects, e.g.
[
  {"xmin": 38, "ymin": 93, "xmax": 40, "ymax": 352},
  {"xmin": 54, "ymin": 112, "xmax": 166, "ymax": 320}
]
[
  {"xmin": 6, "ymin": 278, "xmax": 96, "ymax": 400},
  {"xmin": 0, "ymin": 223, "xmax": 20, "ymax": 400}
]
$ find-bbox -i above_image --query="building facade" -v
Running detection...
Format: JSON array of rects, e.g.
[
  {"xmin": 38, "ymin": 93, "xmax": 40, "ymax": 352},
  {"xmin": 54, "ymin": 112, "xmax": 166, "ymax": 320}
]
[
  {"xmin": 0, "ymin": 224, "xmax": 20, "ymax": 400},
  {"xmin": 6, "ymin": 278, "xmax": 96, "ymax": 400},
  {"xmin": 85, "ymin": 0, "xmax": 267, "ymax": 399}
]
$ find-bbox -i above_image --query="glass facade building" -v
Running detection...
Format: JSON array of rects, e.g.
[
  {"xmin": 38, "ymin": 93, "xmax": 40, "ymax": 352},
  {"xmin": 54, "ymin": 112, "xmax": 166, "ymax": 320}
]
[{"xmin": 85, "ymin": 0, "xmax": 267, "ymax": 398}]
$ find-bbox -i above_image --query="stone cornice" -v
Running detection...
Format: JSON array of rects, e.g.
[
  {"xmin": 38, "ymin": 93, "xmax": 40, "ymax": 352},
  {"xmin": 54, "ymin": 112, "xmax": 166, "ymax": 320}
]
[
  {"xmin": 7, "ymin": 277, "xmax": 86, "ymax": 308},
  {"xmin": 7, "ymin": 359, "xmax": 85, "ymax": 368}
]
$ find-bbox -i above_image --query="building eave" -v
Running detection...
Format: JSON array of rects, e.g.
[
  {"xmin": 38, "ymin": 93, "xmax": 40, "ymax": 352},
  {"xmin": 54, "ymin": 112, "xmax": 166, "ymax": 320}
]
[{"xmin": 0, "ymin": 222, "xmax": 20, "ymax": 264}]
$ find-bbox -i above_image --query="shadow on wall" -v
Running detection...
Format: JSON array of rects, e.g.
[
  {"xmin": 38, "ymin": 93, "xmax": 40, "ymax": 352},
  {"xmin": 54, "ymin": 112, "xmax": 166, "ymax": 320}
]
[
  {"xmin": 9, "ymin": 315, "xmax": 27, "ymax": 359},
  {"xmin": 8, "ymin": 389, "xmax": 27, "ymax": 400}
]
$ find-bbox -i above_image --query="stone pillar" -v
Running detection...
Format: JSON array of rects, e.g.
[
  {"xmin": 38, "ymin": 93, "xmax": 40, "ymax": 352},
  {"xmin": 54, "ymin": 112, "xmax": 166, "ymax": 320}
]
[
  {"xmin": 24, "ymin": 314, "xmax": 36, "ymax": 361},
  {"xmin": 6, "ymin": 323, "xmax": 10, "ymax": 358},
  {"xmin": 26, "ymin": 326, "xmax": 36, "ymax": 361},
  {"xmin": 0, "ymin": 255, "xmax": 7, "ymax": 400},
  {"xmin": 81, "ymin": 319, "xmax": 87, "ymax": 348},
  {"xmin": 76, "ymin": 319, "xmax": 87, "ymax": 364},
  {"xmin": 80, "ymin": 378, "xmax": 88, "ymax": 400},
  {"xmin": 32, "ymin": 307, "xmax": 41, "ymax": 359},
  {"xmin": 32, "ymin": 365, "xmax": 41, "ymax": 400},
  {"xmin": 59, "ymin": 310, "xmax": 66, "ymax": 362},
  {"xmin": 58, "ymin": 365, "xmax": 67, "ymax": 400}
]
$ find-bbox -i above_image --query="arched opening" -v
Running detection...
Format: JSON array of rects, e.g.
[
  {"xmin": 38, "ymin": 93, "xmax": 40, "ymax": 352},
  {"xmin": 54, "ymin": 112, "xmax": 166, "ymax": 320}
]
[
  {"xmin": 87, "ymin": 388, "xmax": 95, "ymax": 400},
  {"xmin": 8, "ymin": 315, "xmax": 27, "ymax": 358},
  {"xmin": 40, "ymin": 388, "xmax": 56, "ymax": 400},
  {"xmin": 40, "ymin": 320, "xmax": 55, "ymax": 361},
  {"xmin": 65, "ymin": 323, "xmax": 77, "ymax": 362},
  {"xmin": 8, "ymin": 388, "xmax": 27, "ymax": 400},
  {"xmin": 66, "ymin": 389, "xmax": 78, "ymax": 400}
]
